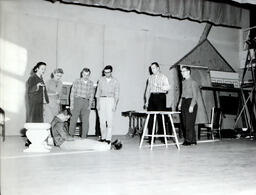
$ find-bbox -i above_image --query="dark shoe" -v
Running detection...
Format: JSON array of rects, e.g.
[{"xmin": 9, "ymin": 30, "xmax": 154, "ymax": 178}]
[
  {"xmin": 182, "ymin": 141, "xmax": 191, "ymax": 146},
  {"xmin": 191, "ymin": 142, "xmax": 197, "ymax": 145},
  {"xmin": 25, "ymin": 139, "xmax": 31, "ymax": 147},
  {"xmin": 98, "ymin": 139, "xmax": 105, "ymax": 142},
  {"xmin": 159, "ymin": 138, "xmax": 166, "ymax": 143},
  {"xmin": 147, "ymin": 138, "xmax": 155, "ymax": 144},
  {"xmin": 111, "ymin": 139, "xmax": 122, "ymax": 150},
  {"xmin": 111, "ymin": 139, "xmax": 118, "ymax": 145},
  {"xmin": 105, "ymin": 140, "xmax": 111, "ymax": 144}
]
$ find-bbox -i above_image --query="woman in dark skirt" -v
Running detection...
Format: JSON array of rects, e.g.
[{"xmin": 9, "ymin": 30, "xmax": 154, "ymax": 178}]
[
  {"xmin": 27, "ymin": 62, "xmax": 49, "ymax": 122},
  {"xmin": 178, "ymin": 66, "xmax": 199, "ymax": 146}
]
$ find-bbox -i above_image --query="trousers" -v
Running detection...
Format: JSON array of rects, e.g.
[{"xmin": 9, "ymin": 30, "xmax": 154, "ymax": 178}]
[
  {"xmin": 147, "ymin": 93, "xmax": 166, "ymax": 135},
  {"xmin": 98, "ymin": 97, "xmax": 114, "ymax": 141},
  {"xmin": 69, "ymin": 97, "xmax": 90, "ymax": 138},
  {"xmin": 181, "ymin": 98, "xmax": 198, "ymax": 143}
]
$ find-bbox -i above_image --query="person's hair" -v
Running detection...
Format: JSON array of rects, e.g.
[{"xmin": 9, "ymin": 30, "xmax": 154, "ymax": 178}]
[
  {"xmin": 60, "ymin": 108, "xmax": 71, "ymax": 116},
  {"xmin": 150, "ymin": 62, "xmax": 159, "ymax": 68},
  {"xmin": 80, "ymin": 67, "xmax": 91, "ymax": 78},
  {"xmin": 51, "ymin": 68, "xmax": 64, "ymax": 78},
  {"xmin": 32, "ymin": 62, "xmax": 46, "ymax": 73},
  {"xmin": 149, "ymin": 62, "xmax": 160, "ymax": 74},
  {"xmin": 103, "ymin": 65, "xmax": 113, "ymax": 72},
  {"xmin": 181, "ymin": 65, "xmax": 191, "ymax": 74}
]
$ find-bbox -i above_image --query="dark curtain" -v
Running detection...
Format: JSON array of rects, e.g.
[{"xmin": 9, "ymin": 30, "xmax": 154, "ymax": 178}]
[
  {"xmin": 55, "ymin": 0, "xmax": 245, "ymax": 28},
  {"xmin": 230, "ymin": 0, "xmax": 256, "ymax": 4}
]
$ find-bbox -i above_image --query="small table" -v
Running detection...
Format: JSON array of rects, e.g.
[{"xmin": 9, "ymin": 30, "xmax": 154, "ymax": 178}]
[
  {"xmin": 121, "ymin": 111, "xmax": 147, "ymax": 137},
  {"xmin": 138, "ymin": 111, "xmax": 181, "ymax": 150}
]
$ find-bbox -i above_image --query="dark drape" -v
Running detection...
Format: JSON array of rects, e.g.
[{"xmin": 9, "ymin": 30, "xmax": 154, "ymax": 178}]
[
  {"xmin": 230, "ymin": 0, "xmax": 256, "ymax": 4},
  {"xmin": 53, "ymin": 0, "xmax": 245, "ymax": 28}
]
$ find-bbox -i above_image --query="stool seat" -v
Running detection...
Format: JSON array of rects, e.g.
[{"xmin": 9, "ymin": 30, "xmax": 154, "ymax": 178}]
[
  {"xmin": 138, "ymin": 111, "xmax": 181, "ymax": 150},
  {"xmin": 24, "ymin": 123, "xmax": 51, "ymax": 130}
]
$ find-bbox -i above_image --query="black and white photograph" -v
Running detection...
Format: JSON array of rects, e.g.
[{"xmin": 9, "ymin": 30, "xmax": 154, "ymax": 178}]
[{"xmin": 0, "ymin": 0, "xmax": 256, "ymax": 194}]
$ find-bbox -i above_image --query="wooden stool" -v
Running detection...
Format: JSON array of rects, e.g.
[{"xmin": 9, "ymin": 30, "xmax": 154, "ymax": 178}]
[{"xmin": 139, "ymin": 111, "xmax": 180, "ymax": 150}]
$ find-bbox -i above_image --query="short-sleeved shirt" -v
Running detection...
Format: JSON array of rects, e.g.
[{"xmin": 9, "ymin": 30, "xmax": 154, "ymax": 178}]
[
  {"xmin": 148, "ymin": 72, "xmax": 170, "ymax": 93},
  {"xmin": 95, "ymin": 77, "xmax": 119, "ymax": 101}
]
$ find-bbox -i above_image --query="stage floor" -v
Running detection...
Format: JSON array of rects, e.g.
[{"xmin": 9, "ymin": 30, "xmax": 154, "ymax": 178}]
[{"xmin": 1, "ymin": 135, "xmax": 256, "ymax": 195}]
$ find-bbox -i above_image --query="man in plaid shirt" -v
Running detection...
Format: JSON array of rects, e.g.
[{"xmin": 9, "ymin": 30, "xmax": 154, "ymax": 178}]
[{"xmin": 69, "ymin": 68, "xmax": 95, "ymax": 138}]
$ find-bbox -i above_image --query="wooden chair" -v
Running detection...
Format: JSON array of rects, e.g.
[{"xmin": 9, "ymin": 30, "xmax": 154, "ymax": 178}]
[
  {"xmin": 0, "ymin": 107, "xmax": 5, "ymax": 141},
  {"xmin": 198, "ymin": 107, "xmax": 222, "ymax": 140}
]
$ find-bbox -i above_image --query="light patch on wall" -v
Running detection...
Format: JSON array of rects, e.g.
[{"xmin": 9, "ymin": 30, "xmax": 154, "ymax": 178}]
[
  {"xmin": 0, "ymin": 38, "xmax": 27, "ymax": 76},
  {"xmin": 1, "ymin": 74, "xmax": 25, "ymax": 114}
]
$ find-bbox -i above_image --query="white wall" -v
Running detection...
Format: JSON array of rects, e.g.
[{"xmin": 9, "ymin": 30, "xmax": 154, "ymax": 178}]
[{"xmin": 0, "ymin": 0, "xmax": 248, "ymax": 135}]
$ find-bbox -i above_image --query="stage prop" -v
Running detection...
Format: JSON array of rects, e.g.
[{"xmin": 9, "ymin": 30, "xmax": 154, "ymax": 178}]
[
  {"xmin": 234, "ymin": 26, "xmax": 256, "ymax": 139},
  {"xmin": 170, "ymin": 23, "xmax": 243, "ymax": 139},
  {"xmin": 138, "ymin": 111, "xmax": 181, "ymax": 150},
  {"xmin": 23, "ymin": 123, "xmax": 51, "ymax": 153}
]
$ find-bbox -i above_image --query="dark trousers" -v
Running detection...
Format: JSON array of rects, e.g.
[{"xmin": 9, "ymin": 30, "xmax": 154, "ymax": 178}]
[
  {"xmin": 181, "ymin": 98, "xmax": 197, "ymax": 143},
  {"xmin": 147, "ymin": 93, "xmax": 166, "ymax": 136}
]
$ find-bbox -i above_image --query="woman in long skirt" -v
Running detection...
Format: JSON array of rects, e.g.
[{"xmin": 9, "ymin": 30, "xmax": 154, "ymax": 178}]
[{"xmin": 44, "ymin": 68, "xmax": 64, "ymax": 123}]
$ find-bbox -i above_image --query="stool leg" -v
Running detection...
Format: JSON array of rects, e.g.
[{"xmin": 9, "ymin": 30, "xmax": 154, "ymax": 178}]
[
  {"xmin": 128, "ymin": 115, "xmax": 132, "ymax": 136},
  {"xmin": 168, "ymin": 114, "xmax": 180, "ymax": 150},
  {"xmin": 161, "ymin": 114, "xmax": 168, "ymax": 148},
  {"xmin": 150, "ymin": 114, "xmax": 157, "ymax": 150},
  {"xmin": 139, "ymin": 114, "xmax": 150, "ymax": 148},
  {"xmin": 132, "ymin": 116, "xmax": 136, "ymax": 137},
  {"xmin": 3, "ymin": 113, "xmax": 5, "ymax": 142}
]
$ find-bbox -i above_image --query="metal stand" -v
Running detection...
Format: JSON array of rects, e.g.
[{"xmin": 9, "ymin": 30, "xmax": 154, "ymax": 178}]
[{"xmin": 235, "ymin": 47, "xmax": 256, "ymax": 139}]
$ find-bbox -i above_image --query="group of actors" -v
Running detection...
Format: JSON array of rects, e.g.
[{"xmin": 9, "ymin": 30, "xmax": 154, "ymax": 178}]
[{"xmin": 26, "ymin": 61, "xmax": 200, "ymax": 148}]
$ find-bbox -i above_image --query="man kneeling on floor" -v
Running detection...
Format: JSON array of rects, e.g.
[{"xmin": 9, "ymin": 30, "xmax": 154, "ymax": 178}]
[{"xmin": 51, "ymin": 110, "xmax": 122, "ymax": 151}]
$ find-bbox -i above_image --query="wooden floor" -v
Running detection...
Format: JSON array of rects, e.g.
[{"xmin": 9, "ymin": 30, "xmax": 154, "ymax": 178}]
[{"xmin": 1, "ymin": 135, "xmax": 256, "ymax": 195}]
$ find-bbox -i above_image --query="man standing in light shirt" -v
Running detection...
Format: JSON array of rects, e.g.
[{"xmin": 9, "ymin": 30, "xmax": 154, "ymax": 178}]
[
  {"xmin": 96, "ymin": 65, "xmax": 120, "ymax": 144},
  {"xmin": 69, "ymin": 68, "xmax": 95, "ymax": 138},
  {"xmin": 145, "ymin": 62, "xmax": 170, "ymax": 143}
]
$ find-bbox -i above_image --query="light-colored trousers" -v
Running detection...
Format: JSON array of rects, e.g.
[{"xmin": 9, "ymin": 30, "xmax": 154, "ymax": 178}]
[{"xmin": 98, "ymin": 97, "xmax": 114, "ymax": 141}]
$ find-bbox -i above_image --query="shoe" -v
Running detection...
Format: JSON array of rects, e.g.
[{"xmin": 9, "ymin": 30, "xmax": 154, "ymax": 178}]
[
  {"xmin": 159, "ymin": 138, "xmax": 166, "ymax": 143},
  {"xmin": 25, "ymin": 139, "xmax": 31, "ymax": 147},
  {"xmin": 111, "ymin": 139, "xmax": 118, "ymax": 145},
  {"xmin": 98, "ymin": 139, "xmax": 105, "ymax": 142},
  {"xmin": 182, "ymin": 141, "xmax": 191, "ymax": 146},
  {"xmin": 105, "ymin": 140, "xmax": 111, "ymax": 144},
  {"xmin": 191, "ymin": 142, "xmax": 197, "ymax": 145}
]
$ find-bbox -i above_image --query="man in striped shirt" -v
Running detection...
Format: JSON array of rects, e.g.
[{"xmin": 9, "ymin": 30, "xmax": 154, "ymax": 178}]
[
  {"xmin": 145, "ymin": 62, "xmax": 170, "ymax": 143},
  {"xmin": 69, "ymin": 68, "xmax": 95, "ymax": 138},
  {"xmin": 96, "ymin": 65, "xmax": 120, "ymax": 144}
]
